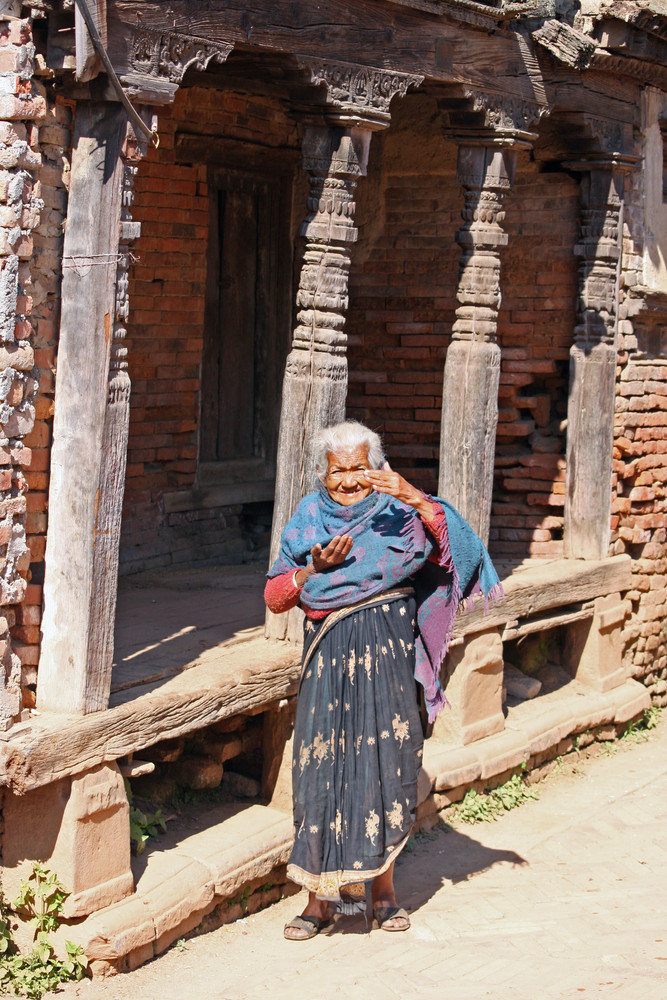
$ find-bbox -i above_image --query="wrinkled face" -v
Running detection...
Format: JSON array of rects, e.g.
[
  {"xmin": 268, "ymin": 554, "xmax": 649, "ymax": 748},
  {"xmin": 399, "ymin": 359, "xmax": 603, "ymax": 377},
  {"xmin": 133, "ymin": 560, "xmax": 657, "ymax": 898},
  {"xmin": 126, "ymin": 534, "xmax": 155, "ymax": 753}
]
[{"xmin": 324, "ymin": 445, "xmax": 373, "ymax": 506}]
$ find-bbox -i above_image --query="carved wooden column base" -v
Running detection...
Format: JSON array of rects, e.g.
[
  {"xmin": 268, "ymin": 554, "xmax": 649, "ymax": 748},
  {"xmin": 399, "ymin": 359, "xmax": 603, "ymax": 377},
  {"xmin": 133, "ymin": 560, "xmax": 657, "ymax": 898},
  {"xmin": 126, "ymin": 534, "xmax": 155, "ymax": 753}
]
[{"xmin": 439, "ymin": 340, "xmax": 501, "ymax": 542}]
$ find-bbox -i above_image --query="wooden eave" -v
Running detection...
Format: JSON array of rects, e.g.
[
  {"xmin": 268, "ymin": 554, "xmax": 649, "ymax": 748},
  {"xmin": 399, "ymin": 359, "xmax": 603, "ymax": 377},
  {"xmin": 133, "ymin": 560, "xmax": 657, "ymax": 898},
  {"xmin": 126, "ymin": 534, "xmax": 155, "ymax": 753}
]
[{"xmin": 98, "ymin": 0, "xmax": 650, "ymax": 137}]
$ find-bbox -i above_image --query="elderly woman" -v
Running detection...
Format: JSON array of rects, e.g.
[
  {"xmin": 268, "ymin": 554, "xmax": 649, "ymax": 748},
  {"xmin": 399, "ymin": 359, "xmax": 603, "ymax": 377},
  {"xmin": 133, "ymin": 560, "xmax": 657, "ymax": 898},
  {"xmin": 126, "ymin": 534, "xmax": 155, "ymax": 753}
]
[{"xmin": 265, "ymin": 421, "xmax": 500, "ymax": 940}]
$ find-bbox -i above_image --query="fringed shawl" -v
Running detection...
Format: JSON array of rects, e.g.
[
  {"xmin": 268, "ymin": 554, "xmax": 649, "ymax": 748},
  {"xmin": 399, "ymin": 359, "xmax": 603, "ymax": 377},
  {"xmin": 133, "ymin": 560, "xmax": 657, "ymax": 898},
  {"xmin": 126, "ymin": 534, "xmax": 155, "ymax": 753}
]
[{"xmin": 268, "ymin": 484, "xmax": 502, "ymax": 721}]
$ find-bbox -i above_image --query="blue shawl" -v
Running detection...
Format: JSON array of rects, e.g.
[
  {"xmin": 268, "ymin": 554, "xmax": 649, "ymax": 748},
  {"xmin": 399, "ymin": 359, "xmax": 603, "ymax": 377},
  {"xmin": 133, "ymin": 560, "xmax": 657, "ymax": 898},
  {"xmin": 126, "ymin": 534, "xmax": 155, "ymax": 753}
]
[{"xmin": 268, "ymin": 483, "xmax": 502, "ymax": 721}]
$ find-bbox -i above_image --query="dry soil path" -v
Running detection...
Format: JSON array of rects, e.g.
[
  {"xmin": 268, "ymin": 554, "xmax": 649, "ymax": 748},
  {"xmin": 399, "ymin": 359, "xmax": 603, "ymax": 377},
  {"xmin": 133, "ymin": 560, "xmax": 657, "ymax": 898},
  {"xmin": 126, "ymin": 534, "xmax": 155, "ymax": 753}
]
[{"xmin": 54, "ymin": 721, "xmax": 667, "ymax": 1000}]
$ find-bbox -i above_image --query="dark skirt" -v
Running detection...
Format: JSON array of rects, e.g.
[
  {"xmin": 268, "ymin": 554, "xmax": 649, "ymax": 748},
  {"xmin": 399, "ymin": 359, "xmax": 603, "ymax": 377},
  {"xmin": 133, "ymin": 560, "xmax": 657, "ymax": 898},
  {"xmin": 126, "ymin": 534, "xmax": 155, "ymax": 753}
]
[{"xmin": 287, "ymin": 590, "xmax": 424, "ymax": 913}]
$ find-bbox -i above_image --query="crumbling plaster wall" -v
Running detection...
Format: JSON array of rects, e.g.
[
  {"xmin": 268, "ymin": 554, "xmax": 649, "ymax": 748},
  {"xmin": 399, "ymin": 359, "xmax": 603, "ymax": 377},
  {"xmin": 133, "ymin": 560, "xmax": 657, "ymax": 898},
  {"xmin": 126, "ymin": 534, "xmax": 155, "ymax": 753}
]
[{"xmin": 0, "ymin": 14, "xmax": 45, "ymax": 726}]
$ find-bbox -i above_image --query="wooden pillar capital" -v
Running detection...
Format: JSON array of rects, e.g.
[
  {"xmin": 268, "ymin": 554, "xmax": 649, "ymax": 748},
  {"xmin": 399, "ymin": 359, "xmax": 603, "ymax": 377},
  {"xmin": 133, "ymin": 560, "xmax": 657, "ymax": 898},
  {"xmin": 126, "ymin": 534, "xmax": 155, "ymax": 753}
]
[{"xmin": 296, "ymin": 57, "xmax": 423, "ymax": 131}]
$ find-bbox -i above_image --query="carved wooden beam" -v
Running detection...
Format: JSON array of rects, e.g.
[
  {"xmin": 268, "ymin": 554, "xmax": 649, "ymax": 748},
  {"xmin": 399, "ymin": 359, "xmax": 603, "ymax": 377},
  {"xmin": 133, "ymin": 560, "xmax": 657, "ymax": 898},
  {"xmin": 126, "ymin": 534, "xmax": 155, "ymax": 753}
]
[
  {"xmin": 107, "ymin": 25, "xmax": 234, "ymax": 104},
  {"xmin": 531, "ymin": 19, "xmax": 597, "ymax": 71},
  {"xmin": 295, "ymin": 56, "xmax": 423, "ymax": 129}
]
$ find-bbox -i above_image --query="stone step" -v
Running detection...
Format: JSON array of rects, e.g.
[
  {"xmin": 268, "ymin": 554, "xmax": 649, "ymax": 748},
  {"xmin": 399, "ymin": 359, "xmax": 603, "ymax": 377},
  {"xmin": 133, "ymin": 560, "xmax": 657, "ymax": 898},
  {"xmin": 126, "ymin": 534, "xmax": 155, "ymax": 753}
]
[
  {"xmin": 53, "ymin": 802, "xmax": 292, "ymax": 973},
  {"xmin": 422, "ymin": 678, "xmax": 650, "ymax": 793}
]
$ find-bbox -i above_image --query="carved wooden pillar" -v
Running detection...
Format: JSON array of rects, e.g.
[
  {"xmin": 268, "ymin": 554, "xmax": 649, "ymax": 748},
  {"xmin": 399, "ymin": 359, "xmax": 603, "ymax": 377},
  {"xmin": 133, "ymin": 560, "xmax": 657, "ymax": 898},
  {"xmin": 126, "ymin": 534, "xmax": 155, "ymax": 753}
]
[
  {"xmin": 266, "ymin": 124, "xmax": 370, "ymax": 641},
  {"xmin": 267, "ymin": 62, "xmax": 422, "ymax": 641},
  {"xmin": 564, "ymin": 160, "xmax": 633, "ymax": 559},
  {"xmin": 38, "ymin": 107, "xmax": 142, "ymax": 714},
  {"xmin": 438, "ymin": 143, "xmax": 517, "ymax": 544}
]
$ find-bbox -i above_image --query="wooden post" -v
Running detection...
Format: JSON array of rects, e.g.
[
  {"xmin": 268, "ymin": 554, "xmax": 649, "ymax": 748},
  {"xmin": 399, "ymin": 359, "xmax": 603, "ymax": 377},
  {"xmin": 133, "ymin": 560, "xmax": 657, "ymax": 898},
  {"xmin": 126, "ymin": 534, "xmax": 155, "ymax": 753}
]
[
  {"xmin": 438, "ymin": 143, "xmax": 517, "ymax": 544},
  {"xmin": 564, "ymin": 161, "xmax": 629, "ymax": 560},
  {"xmin": 86, "ymin": 132, "xmax": 143, "ymax": 710},
  {"xmin": 38, "ymin": 103, "xmax": 129, "ymax": 715},
  {"xmin": 266, "ymin": 124, "xmax": 371, "ymax": 641}
]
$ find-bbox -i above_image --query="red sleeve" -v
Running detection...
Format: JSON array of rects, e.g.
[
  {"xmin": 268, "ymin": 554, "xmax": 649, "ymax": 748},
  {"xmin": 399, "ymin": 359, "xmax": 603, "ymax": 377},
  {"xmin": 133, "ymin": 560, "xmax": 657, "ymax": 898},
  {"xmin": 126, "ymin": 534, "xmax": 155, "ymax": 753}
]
[
  {"xmin": 422, "ymin": 502, "xmax": 454, "ymax": 571},
  {"xmin": 264, "ymin": 570, "xmax": 302, "ymax": 613}
]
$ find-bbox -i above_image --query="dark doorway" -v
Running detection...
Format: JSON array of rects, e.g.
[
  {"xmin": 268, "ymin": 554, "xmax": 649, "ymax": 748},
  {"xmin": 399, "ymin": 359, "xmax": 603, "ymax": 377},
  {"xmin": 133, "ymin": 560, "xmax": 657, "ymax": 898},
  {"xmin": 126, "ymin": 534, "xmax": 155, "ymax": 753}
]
[{"xmin": 200, "ymin": 166, "xmax": 292, "ymax": 498}]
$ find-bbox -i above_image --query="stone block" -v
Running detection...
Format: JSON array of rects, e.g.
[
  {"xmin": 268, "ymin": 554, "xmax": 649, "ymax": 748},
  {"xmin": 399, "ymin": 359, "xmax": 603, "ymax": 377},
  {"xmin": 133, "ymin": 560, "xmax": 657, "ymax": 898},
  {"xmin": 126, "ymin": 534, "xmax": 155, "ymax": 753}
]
[
  {"xmin": 471, "ymin": 729, "xmax": 529, "ymax": 780},
  {"xmin": 423, "ymin": 741, "xmax": 482, "ymax": 791},
  {"xmin": 509, "ymin": 704, "xmax": 575, "ymax": 757},
  {"xmin": 2, "ymin": 762, "xmax": 134, "ymax": 919},
  {"xmin": 222, "ymin": 771, "xmax": 261, "ymax": 799},
  {"xmin": 0, "ymin": 341, "xmax": 33, "ymax": 370},
  {"xmin": 432, "ymin": 628, "xmax": 505, "ymax": 745},
  {"xmin": 417, "ymin": 765, "xmax": 432, "ymax": 805},
  {"xmin": 504, "ymin": 663, "xmax": 542, "ymax": 700},
  {"xmin": 173, "ymin": 754, "xmax": 223, "ymax": 790},
  {"xmin": 604, "ymin": 679, "xmax": 651, "ymax": 724},
  {"xmin": 563, "ymin": 593, "xmax": 627, "ymax": 692},
  {"xmin": 261, "ymin": 699, "xmax": 295, "ymax": 812}
]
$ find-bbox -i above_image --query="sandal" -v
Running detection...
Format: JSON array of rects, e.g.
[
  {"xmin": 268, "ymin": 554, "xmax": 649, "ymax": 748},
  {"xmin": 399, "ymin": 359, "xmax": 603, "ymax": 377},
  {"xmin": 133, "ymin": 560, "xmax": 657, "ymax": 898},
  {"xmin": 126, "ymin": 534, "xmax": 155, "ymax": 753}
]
[
  {"xmin": 372, "ymin": 905, "xmax": 411, "ymax": 932},
  {"xmin": 283, "ymin": 912, "xmax": 332, "ymax": 941}
]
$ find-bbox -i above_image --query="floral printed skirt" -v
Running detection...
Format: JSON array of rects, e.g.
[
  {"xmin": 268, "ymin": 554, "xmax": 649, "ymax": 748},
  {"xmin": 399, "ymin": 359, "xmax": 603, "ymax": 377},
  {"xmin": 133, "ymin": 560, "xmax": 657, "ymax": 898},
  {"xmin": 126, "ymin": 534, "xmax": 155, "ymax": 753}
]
[{"xmin": 287, "ymin": 590, "xmax": 424, "ymax": 914}]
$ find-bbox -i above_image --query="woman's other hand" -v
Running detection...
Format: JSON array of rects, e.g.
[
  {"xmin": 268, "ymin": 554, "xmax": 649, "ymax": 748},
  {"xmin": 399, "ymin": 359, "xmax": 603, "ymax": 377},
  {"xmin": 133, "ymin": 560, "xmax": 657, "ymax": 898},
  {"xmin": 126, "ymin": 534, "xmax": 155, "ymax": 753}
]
[
  {"xmin": 294, "ymin": 535, "xmax": 353, "ymax": 587},
  {"xmin": 363, "ymin": 463, "xmax": 435, "ymax": 520}
]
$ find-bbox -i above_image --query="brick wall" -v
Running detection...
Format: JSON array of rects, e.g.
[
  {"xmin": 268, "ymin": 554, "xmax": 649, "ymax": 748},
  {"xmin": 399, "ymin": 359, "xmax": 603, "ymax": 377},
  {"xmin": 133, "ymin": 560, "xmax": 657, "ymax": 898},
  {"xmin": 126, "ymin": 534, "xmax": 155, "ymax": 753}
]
[
  {"xmin": 490, "ymin": 167, "xmax": 578, "ymax": 565},
  {"xmin": 346, "ymin": 103, "xmax": 459, "ymax": 490},
  {"xmin": 121, "ymin": 84, "xmax": 299, "ymax": 575},
  {"xmin": 614, "ymin": 166, "xmax": 667, "ymax": 706},
  {"xmin": 347, "ymin": 102, "xmax": 577, "ymax": 565}
]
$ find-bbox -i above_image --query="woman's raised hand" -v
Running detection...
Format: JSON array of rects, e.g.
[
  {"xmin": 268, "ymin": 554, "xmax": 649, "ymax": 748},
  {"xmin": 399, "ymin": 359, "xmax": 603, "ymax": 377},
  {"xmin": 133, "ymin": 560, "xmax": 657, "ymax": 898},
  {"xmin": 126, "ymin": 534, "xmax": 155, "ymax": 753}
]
[
  {"xmin": 295, "ymin": 534, "xmax": 354, "ymax": 587},
  {"xmin": 363, "ymin": 462, "xmax": 435, "ymax": 520},
  {"xmin": 311, "ymin": 535, "xmax": 354, "ymax": 572}
]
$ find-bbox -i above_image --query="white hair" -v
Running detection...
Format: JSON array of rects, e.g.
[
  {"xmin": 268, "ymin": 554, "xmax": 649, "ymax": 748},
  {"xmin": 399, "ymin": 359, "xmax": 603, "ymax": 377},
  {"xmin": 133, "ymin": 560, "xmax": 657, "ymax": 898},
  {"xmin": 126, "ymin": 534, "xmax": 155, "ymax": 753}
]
[{"xmin": 314, "ymin": 421, "xmax": 384, "ymax": 476}]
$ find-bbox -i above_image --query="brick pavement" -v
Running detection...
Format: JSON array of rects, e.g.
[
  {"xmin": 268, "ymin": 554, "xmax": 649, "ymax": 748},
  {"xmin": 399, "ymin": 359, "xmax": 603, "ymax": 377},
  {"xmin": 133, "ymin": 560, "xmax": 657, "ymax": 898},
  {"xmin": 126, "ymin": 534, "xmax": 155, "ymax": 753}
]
[{"xmin": 54, "ymin": 721, "xmax": 667, "ymax": 1000}]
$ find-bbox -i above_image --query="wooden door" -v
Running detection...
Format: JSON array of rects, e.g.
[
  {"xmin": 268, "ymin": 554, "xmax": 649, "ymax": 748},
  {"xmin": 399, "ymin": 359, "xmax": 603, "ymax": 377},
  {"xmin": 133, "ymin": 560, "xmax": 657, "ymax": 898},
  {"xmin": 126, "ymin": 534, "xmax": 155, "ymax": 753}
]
[{"xmin": 200, "ymin": 169, "xmax": 291, "ymax": 490}]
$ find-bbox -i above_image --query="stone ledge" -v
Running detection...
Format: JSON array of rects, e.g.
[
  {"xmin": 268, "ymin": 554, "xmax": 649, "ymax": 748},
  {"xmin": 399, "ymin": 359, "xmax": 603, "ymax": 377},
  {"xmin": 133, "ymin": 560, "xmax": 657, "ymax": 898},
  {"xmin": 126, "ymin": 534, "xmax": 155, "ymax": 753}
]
[
  {"xmin": 53, "ymin": 803, "xmax": 292, "ymax": 965},
  {"xmin": 421, "ymin": 678, "xmax": 650, "ymax": 795}
]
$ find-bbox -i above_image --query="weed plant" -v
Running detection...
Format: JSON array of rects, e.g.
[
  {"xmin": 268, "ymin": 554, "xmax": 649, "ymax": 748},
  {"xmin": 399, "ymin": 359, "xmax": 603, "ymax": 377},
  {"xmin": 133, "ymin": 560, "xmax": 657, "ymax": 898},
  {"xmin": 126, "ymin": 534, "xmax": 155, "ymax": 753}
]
[
  {"xmin": 0, "ymin": 864, "xmax": 88, "ymax": 998},
  {"xmin": 453, "ymin": 772, "xmax": 539, "ymax": 825}
]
